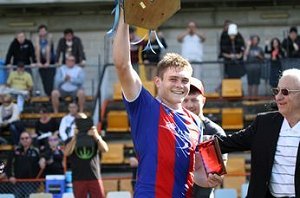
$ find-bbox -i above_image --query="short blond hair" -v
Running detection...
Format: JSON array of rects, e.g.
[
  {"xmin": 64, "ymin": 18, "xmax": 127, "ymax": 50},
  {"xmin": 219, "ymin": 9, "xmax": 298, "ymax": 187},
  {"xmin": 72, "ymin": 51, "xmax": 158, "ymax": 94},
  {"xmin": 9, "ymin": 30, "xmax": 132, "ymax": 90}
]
[{"xmin": 157, "ymin": 53, "xmax": 192, "ymax": 79}]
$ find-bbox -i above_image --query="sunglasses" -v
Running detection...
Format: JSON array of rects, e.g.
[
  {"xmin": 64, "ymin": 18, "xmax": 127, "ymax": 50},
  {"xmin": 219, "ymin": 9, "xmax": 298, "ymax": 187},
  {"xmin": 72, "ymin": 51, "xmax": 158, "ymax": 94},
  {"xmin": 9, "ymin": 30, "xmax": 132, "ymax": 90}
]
[{"xmin": 272, "ymin": 88, "xmax": 300, "ymax": 96}]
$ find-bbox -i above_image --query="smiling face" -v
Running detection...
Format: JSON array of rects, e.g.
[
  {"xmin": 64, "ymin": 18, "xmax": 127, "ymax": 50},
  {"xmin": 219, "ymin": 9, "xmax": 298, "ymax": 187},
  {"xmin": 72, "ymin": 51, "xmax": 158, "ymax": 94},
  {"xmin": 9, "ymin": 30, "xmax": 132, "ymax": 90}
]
[
  {"xmin": 182, "ymin": 91, "xmax": 206, "ymax": 116},
  {"xmin": 155, "ymin": 67, "xmax": 191, "ymax": 109},
  {"xmin": 275, "ymin": 74, "xmax": 300, "ymax": 120}
]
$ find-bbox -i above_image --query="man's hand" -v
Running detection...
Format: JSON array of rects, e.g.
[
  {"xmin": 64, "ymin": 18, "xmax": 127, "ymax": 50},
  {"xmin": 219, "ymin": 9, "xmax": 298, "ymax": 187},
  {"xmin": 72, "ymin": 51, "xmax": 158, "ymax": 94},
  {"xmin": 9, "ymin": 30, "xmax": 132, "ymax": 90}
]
[
  {"xmin": 194, "ymin": 152, "xmax": 224, "ymax": 187},
  {"xmin": 64, "ymin": 75, "xmax": 71, "ymax": 81},
  {"xmin": 9, "ymin": 177, "xmax": 16, "ymax": 184}
]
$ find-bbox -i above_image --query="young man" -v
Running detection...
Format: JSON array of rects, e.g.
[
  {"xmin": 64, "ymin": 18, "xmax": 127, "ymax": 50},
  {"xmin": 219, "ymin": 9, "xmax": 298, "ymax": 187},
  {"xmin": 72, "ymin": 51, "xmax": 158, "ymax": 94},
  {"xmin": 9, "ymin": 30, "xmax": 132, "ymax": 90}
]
[
  {"xmin": 182, "ymin": 77, "xmax": 227, "ymax": 198},
  {"xmin": 217, "ymin": 68, "xmax": 300, "ymax": 197},
  {"xmin": 113, "ymin": 8, "xmax": 221, "ymax": 197}
]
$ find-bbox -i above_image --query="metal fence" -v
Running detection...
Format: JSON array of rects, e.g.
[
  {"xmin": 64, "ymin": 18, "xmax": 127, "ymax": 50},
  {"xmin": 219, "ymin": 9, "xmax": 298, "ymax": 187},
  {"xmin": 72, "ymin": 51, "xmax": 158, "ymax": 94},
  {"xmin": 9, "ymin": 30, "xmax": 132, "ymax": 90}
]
[{"xmin": 0, "ymin": 179, "xmax": 45, "ymax": 198}]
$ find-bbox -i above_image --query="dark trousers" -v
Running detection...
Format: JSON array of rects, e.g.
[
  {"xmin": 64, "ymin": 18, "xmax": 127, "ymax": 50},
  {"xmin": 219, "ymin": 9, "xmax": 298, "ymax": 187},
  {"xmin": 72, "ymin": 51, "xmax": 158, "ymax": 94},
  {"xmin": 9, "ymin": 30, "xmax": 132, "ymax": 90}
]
[{"xmin": 39, "ymin": 67, "xmax": 56, "ymax": 96}]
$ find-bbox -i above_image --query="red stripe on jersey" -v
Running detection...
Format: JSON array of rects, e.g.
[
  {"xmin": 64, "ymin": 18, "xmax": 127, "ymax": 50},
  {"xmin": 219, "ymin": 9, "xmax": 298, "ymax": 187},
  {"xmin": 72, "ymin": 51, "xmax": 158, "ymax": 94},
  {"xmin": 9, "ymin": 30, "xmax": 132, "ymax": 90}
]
[{"xmin": 155, "ymin": 106, "xmax": 176, "ymax": 197}]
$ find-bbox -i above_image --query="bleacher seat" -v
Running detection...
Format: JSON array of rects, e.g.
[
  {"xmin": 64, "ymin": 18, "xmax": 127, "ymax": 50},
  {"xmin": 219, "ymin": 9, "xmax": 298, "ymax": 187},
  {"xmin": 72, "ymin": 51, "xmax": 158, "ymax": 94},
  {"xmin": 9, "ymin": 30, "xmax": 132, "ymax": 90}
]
[
  {"xmin": 29, "ymin": 193, "xmax": 53, "ymax": 198},
  {"xmin": 107, "ymin": 191, "xmax": 131, "ymax": 198},
  {"xmin": 103, "ymin": 179, "xmax": 119, "ymax": 194},
  {"xmin": 143, "ymin": 81, "xmax": 156, "ymax": 96},
  {"xmin": 0, "ymin": 194, "xmax": 15, "ymax": 198},
  {"xmin": 222, "ymin": 79, "xmax": 242, "ymax": 97},
  {"xmin": 214, "ymin": 188, "xmax": 237, "ymax": 198},
  {"xmin": 113, "ymin": 83, "xmax": 123, "ymax": 100},
  {"xmin": 222, "ymin": 108, "xmax": 244, "ymax": 130},
  {"xmin": 223, "ymin": 157, "xmax": 246, "ymax": 197},
  {"xmin": 102, "ymin": 143, "xmax": 124, "ymax": 164},
  {"xmin": 106, "ymin": 111, "xmax": 129, "ymax": 132},
  {"xmin": 119, "ymin": 179, "xmax": 133, "ymax": 192}
]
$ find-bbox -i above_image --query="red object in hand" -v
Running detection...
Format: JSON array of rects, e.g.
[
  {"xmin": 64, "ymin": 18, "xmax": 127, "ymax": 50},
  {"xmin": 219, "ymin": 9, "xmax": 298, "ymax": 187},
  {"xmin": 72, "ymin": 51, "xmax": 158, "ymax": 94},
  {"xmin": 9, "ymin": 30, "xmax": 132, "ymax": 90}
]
[{"xmin": 198, "ymin": 138, "xmax": 227, "ymax": 176}]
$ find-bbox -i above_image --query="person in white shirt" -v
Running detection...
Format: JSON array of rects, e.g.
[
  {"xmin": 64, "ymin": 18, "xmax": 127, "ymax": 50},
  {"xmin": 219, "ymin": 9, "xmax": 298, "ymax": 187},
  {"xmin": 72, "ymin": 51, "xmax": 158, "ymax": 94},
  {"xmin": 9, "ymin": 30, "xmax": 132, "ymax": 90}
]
[
  {"xmin": 51, "ymin": 55, "xmax": 85, "ymax": 113},
  {"xmin": 177, "ymin": 21, "xmax": 206, "ymax": 79},
  {"xmin": 59, "ymin": 102, "xmax": 78, "ymax": 142},
  {"xmin": 0, "ymin": 94, "xmax": 24, "ymax": 146}
]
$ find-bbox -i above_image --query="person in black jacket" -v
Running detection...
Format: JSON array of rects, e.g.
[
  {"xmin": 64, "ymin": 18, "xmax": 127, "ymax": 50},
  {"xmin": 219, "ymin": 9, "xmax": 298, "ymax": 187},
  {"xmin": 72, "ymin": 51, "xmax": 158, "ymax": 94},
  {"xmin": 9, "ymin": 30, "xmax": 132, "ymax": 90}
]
[
  {"xmin": 56, "ymin": 28, "xmax": 86, "ymax": 66},
  {"xmin": 6, "ymin": 131, "xmax": 43, "ymax": 198},
  {"xmin": 5, "ymin": 31, "xmax": 36, "ymax": 67},
  {"xmin": 217, "ymin": 68, "xmax": 300, "ymax": 198}
]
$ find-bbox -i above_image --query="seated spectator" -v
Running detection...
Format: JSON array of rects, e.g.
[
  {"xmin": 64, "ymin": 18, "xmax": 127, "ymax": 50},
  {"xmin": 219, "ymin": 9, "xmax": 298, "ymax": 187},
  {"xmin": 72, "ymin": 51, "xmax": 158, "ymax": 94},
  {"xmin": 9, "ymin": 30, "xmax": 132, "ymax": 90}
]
[
  {"xmin": 59, "ymin": 103, "xmax": 78, "ymax": 142},
  {"xmin": 35, "ymin": 106, "xmax": 59, "ymax": 150},
  {"xmin": 51, "ymin": 55, "xmax": 85, "ymax": 113},
  {"xmin": 6, "ymin": 131, "xmax": 43, "ymax": 197},
  {"xmin": 56, "ymin": 28, "xmax": 86, "ymax": 66},
  {"xmin": 34, "ymin": 24, "xmax": 56, "ymax": 96},
  {"xmin": 39, "ymin": 134, "xmax": 64, "ymax": 176},
  {"xmin": 0, "ymin": 94, "xmax": 24, "ymax": 146},
  {"xmin": 6, "ymin": 62, "xmax": 33, "ymax": 112},
  {"xmin": 5, "ymin": 31, "xmax": 36, "ymax": 68}
]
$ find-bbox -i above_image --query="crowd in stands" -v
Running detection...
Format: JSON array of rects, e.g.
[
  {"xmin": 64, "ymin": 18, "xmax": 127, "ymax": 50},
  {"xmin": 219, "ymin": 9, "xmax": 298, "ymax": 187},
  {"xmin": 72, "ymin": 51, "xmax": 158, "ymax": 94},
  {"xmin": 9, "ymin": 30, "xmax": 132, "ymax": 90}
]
[{"xmin": 0, "ymin": 19, "xmax": 299, "ymax": 197}]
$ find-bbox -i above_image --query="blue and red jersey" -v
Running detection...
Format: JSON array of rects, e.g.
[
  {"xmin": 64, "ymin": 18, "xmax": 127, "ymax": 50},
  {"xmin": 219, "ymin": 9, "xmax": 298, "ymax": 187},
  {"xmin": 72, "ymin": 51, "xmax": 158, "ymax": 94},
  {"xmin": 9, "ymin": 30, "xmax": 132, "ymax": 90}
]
[{"xmin": 123, "ymin": 87, "xmax": 202, "ymax": 198}]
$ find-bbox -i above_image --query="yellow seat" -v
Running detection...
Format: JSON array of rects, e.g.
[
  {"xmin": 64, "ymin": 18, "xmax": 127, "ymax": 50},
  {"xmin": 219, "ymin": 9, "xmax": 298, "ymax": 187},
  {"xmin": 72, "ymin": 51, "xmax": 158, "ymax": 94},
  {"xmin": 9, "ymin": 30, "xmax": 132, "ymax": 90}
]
[
  {"xmin": 143, "ymin": 81, "xmax": 156, "ymax": 96},
  {"xmin": 103, "ymin": 179, "xmax": 119, "ymax": 194},
  {"xmin": 119, "ymin": 179, "xmax": 133, "ymax": 193},
  {"xmin": 222, "ymin": 108, "xmax": 244, "ymax": 130},
  {"xmin": 113, "ymin": 83, "xmax": 123, "ymax": 100},
  {"xmin": 222, "ymin": 79, "xmax": 242, "ymax": 97},
  {"xmin": 223, "ymin": 156, "xmax": 246, "ymax": 197},
  {"xmin": 106, "ymin": 110, "xmax": 129, "ymax": 132},
  {"xmin": 102, "ymin": 143, "xmax": 124, "ymax": 164}
]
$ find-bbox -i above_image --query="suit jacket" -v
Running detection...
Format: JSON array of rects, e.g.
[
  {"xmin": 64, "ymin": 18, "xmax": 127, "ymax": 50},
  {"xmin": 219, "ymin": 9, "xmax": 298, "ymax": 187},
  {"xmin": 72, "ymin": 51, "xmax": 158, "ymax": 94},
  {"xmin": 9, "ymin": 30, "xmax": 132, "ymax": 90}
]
[{"xmin": 217, "ymin": 111, "xmax": 300, "ymax": 198}]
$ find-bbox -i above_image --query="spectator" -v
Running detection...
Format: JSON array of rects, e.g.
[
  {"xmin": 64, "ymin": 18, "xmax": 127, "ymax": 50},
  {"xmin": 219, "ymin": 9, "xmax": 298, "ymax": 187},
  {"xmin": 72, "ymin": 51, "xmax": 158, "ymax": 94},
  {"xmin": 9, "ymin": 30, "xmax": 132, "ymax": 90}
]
[
  {"xmin": 6, "ymin": 62, "xmax": 33, "ymax": 112},
  {"xmin": 282, "ymin": 26, "xmax": 300, "ymax": 58},
  {"xmin": 265, "ymin": 37, "xmax": 285, "ymax": 88},
  {"xmin": 221, "ymin": 23, "xmax": 246, "ymax": 78},
  {"xmin": 64, "ymin": 113, "xmax": 108, "ymax": 198},
  {"xmin": 129, "ymin": 26, "xmax": 144, "ymax": 74},
  {"xmin": 35, "ymin": 106, "xmax": 59, "ymax": 150},
  {"xmin": 34, "ymin": 24, "xmax": 56, "ymax": 96},
  {"xmin": 216, "ymin": 68, "xmax": 300, "ymax": 197},
  {"xmin": 56, "ymin": 28, "xmax": 86, "ymax": 66},
  {"xmin": 142, "ymin": 31, "xmax": 167, "ymax": 80},
  {"xmin": 113, "ymin": 11, "xmax": 221, "ymax": 197},
  {"xmin": 5, "ymin": 31, "xmax": 36, "ymax": 67},
  {"xmin": 182, "ymin": 77, "xmax": 227, "ymax": 198},
  {"xmin": 244, "ymin": 35, "xmax": 264, "ymax": 97},
  {"xmin": 177, "ymin": 21, "xmax": 206, "ymax": 79},
  {"xmin": 59, "ymin": 103, "xmax": 78, "ymax": 142},
  {"xmin": 0, "ymin": 94, "xmax": 24, "ymax": 146},
  {"xmin": 39, "ymin": 134, "xmax": 64, "ymax": 176},
  {"xmin": 6, "ymin": 131, "xmax": 43, "ymax": 198},
  {"xmin": 51, "ymin": 55, "xmax": 85, "ymax": 113}
]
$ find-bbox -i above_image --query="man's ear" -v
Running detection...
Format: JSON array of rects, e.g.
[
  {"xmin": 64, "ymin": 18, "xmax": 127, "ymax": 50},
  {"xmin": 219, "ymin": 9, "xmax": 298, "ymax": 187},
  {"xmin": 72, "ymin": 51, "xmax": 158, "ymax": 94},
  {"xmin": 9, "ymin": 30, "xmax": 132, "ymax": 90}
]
[{"xmin": 154, "ymin": 76, "xmax": 161, "ymax": 88}]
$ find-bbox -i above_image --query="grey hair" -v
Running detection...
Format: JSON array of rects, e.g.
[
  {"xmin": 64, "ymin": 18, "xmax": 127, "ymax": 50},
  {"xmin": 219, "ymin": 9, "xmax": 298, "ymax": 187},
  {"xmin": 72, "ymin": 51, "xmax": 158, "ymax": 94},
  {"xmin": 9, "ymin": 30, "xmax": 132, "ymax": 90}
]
[{"xmin": 281, "ymin": 68, "xmax": 300, "ymax": 85}]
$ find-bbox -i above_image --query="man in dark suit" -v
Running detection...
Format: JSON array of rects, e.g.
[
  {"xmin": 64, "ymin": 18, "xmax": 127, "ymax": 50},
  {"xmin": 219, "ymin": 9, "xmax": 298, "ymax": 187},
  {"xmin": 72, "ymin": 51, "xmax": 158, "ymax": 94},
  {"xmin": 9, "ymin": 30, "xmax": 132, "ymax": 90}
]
[{"xmin": 217, "ymin": 68, "xmax": 300, "ymax": 198}]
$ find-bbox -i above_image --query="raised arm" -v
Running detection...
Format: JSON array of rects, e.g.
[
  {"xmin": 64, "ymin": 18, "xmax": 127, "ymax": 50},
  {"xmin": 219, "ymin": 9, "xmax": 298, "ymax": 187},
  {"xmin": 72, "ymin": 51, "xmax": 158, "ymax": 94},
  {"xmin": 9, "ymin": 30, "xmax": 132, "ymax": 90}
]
[{"xmin": 112, "ymin": 8, "xmax": 142, "ymax": 101}]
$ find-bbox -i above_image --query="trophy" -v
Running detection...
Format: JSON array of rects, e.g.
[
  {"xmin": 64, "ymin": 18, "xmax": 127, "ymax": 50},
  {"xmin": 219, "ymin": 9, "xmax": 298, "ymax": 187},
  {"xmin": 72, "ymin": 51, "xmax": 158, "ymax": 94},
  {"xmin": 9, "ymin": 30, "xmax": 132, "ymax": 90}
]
[
  {"xmin": 123, "ymin": 0, "xmax": 181, "ymax": 30},
  {"xmin": 198, "ymin": 138, "xmax": 227, "ymax": 176}
]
